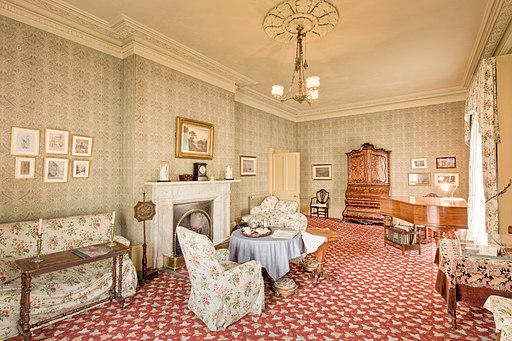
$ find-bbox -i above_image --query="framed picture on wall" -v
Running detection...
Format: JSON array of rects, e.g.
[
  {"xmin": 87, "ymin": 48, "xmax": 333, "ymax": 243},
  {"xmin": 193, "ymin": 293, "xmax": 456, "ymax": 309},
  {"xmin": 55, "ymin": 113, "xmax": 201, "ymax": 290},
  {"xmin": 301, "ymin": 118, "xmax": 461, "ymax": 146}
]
[
  {"xmin": 410, "ymin": 158, "xmax": 427, "ymax": 169},
  {"xmin": 43, "ymin": 157, "xmax": 69, "ymax": 183},
  {"xmin": 72, "ymin": 135, "xmax": 93, "ymax": 157},
  {"xmin": 408, "ymin": 172, "xmax": 430, "ymax": 186},
  {"xmin": 176, "ymin": 117, "xmax": 214, "ymax": 159},
  {"xmin": 313, "ymin": 164, "xmax": 332, "ymax": 180},
  {"xmin": 434, "ymin": 173, "xmax": 459, "ymax": 187},
  {"xmin": 10, "ymin": 127, "xmax": 40, "ymax": 156},
  {"xmin": 14, "ymin": 157, "xmax": 35, "ymax": 179},
  {"xmin": 72, "ymin": 160, "xmax": 90, "ymax": 178},
  {"xmin": 436, "ymin": 157, "xmax": 456, "ymax": 169},
  {"xmin": 45, "ymin": 128, "xmax": 69, "ymax": 154},
  {"xmin": 240, "ymin": 155, "xmax": 256, "ymax": 176}
]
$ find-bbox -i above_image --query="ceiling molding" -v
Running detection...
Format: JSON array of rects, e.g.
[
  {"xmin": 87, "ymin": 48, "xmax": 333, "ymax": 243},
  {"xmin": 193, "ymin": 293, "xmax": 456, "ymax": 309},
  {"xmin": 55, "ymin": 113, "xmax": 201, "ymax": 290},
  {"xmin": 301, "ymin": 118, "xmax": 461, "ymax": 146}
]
[
  {"xmin": 1, "ymin": 0, "xmax": 510, "ymax": 121},
  {"xmin": 294, "ymin": 88, "xmax": 468, "ymax": 123},
  {"xmin": 462, "ymin": 0, "xmax": 512, "ymax": 87},
  {"xmin": 0, "ymin": 0, "xmax": 256, "ymax": 93},
  {"xmin": 235, "ymin": 88, "xmax": 299, "ymax": 122}
]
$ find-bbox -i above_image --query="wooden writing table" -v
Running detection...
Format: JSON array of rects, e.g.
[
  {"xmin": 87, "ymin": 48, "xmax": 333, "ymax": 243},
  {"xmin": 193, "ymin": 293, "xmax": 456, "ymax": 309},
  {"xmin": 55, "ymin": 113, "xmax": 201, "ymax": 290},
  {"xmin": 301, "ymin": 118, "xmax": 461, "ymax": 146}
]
[
  {"xmin": 15, "ymin": 241, "xmax": 130, "ymax": 340},
  {"xmin": 305, "ymin": 227, "xmax": 339, "ymax": 286}
]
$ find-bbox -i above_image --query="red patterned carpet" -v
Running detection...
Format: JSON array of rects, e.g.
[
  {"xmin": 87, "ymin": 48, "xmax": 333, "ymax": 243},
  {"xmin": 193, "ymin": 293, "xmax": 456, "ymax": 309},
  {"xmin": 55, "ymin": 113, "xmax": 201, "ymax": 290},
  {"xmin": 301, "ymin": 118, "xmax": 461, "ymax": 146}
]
[{"xmin": 19, "ymin": 218, "xmax": 496, "ymax": 340}]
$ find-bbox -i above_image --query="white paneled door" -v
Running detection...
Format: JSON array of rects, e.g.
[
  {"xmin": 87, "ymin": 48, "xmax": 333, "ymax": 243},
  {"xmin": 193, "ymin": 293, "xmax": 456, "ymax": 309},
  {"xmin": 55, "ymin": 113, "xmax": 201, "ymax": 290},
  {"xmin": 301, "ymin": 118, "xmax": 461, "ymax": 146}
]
[{"xmin": 272, "ymin": 152, "xmax": 300, "ymax": 208}]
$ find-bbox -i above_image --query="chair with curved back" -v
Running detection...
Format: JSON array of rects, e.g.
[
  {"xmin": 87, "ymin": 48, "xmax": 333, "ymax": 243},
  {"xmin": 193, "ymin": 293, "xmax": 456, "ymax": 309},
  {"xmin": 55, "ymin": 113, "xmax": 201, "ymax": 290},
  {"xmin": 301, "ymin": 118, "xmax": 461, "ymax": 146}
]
[
  {"xmin": 310, "ymin": 189, "xmax": 330, "ymax": 219},
  {"xmin": 176, "ymin": 226, "xmax": 265, "ymax": 331}
]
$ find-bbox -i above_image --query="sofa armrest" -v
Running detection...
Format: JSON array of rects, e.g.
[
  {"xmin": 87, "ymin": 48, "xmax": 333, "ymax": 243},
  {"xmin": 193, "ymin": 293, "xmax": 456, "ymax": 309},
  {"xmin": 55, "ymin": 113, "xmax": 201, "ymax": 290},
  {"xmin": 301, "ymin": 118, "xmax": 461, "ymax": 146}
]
[{"xmin": 114, "ymin": 235, "xmax": 131, "ymax": 246}]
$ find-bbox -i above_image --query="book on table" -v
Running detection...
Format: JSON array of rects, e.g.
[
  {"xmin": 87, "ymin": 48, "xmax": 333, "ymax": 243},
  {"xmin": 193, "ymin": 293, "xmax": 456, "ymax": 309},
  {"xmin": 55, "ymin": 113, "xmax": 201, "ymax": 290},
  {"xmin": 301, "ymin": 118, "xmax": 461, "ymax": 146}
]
[
  {"xmin": 72, "ymin": 245, "xmax": 113, "ymax": 258},
  {"xmin": 271, "ymin": 229, "xmax": 299, "ymax": 239}
]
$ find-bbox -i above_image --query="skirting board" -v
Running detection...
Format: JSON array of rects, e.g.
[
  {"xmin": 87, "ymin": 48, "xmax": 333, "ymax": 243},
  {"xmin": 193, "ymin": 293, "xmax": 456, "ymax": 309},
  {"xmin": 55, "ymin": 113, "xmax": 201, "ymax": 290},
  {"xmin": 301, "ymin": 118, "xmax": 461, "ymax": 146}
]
[{"xmin": 130, "ymin": 243, "xmax": 154, "ymax": 272}]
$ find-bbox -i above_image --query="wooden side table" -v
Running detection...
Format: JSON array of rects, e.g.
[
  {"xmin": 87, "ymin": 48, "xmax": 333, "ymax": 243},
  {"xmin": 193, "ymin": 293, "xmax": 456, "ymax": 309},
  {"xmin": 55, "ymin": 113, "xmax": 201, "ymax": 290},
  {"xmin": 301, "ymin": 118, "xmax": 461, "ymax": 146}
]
[
  {"xmin": 305, "ymin": 227, "xmax": 339, "ymax": 286},
  {"xmin": 15, "ymin": 241, "xmax": 130, "ymax": 340}
]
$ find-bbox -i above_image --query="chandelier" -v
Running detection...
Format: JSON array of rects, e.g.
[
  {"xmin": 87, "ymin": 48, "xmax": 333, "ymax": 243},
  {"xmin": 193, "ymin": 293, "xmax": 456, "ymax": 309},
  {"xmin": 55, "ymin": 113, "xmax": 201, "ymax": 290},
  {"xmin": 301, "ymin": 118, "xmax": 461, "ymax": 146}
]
[{"xmin": 263, "ymin": 0, "xmax": 339, "ymax": 105}]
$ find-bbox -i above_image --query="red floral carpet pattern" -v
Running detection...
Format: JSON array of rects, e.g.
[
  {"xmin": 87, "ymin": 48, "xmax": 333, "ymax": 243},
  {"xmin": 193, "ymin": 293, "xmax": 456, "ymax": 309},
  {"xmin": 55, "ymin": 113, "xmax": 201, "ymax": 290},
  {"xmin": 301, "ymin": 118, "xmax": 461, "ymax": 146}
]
[{"xmin": 16, "ymin": 218, "xmax": 496, "ymax": 340}]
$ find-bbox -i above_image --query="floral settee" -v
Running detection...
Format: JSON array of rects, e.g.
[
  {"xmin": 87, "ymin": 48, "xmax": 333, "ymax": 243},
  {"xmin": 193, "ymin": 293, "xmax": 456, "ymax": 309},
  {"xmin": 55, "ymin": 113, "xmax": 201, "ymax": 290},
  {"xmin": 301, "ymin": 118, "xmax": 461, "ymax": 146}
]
[
  {"xmin": 485, "ymin": 295, "xmax": 512, "ymax": 341},
  {"xmin": 242, "ymin": 196, "xmax": 307, "ymax": 231},
  {"xmin": 0, "ymin": 213, "xmax": 138, "ymax": 339},
  {"xmin": 177, "ymin": 226, "xmax": 264, "ymax": 331}
]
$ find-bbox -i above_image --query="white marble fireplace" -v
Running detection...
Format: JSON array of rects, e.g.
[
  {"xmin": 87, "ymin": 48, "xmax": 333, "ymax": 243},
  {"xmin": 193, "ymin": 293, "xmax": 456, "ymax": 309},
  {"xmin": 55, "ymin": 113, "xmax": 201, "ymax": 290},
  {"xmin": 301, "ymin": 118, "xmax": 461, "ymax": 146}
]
[{"xmin": 145, "ymin": 180, "xmax": 239, "ymax": 268}]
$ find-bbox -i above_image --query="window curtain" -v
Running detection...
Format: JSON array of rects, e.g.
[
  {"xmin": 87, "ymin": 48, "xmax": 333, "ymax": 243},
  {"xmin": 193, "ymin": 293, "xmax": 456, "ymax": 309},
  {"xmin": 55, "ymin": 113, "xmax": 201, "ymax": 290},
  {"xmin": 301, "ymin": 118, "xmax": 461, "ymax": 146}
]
[
  {"xmin": 468, "ymin": 117, "xmax": 487, "ymax": 244},
  {"xmin": 464, "ymin": 57, "xmax": 500, "ymax": 238}
]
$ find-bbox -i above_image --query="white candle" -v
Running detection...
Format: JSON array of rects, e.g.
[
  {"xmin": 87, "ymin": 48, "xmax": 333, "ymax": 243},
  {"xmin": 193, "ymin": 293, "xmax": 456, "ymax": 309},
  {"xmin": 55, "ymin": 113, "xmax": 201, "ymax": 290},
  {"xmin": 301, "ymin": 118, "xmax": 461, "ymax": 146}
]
[
  {"xmin": 38, "ymin": 218, "xmax": 43, "ymax": 235},
  {"xmin": 111, "ymin": 211, "xmax": 116, "ymax": 225}
]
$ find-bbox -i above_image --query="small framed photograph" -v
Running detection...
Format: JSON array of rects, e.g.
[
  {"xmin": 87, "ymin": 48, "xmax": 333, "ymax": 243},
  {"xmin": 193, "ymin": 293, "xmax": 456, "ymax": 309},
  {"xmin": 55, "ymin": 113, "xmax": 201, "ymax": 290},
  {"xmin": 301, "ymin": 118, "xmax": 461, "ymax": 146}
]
[
  {"xmin": 15, "ymin": 157, "xmax": 35, "ymax": 179},
  {"xmin": 176, "ymin": 117, "xmax": 214, "ymax": 159},
  {"xmin": 436, "ymin": 157, "xmax": 456, "ymax": 169},
  {"xmin": 10, "ymin": 127, "xmax": 40, "ymax": 156},
  {"xmin": 43, "ymin": 157, "xmax": 69, "ymax": 183},
  {"xmin": 313, "ymin": 164, "xmax": 332, "ymax": 180},
  {"xmin": 434, "ymin": 173, "xmax": 459, "ymax": 187},
  {"xmin": 411, "ymin": 158, "xmax": 427, "ymax": 169},
  {"xmin": 72, "ymin": 160, "xmax": 90, "ymax": 178},
  {"xmin": 408, "ymin": 172, "xmax": 430, "ymax": 186},
  {"xmin": 240, "ymin": 155, "xmax": 256, "ymax": 176},
  {"xmin": 71, "ymin": 135, "xmax": 93, "ymax": 157},
  {"xmin": 45, "ymin": 128, "xmax": 69, "ymax": 154}
]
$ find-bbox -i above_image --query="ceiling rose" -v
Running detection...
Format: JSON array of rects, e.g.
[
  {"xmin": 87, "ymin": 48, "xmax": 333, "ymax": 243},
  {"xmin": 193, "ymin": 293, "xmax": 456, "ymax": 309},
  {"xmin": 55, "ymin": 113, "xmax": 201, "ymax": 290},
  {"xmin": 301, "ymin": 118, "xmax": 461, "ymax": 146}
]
[{"xmin": 263, "ymin": 0, "xmax": 339, "ymax": 43}]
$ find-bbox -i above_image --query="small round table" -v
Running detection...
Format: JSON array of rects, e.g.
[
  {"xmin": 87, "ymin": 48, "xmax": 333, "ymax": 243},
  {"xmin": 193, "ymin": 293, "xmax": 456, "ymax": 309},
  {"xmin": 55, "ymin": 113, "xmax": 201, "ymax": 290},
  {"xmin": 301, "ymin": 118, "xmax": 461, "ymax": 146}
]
[
  {"xmin": 228, "ymin": 227, "xmax": 305, "ymax": 281},
  {"xmin": 305, "ymin": 227, "xmax": 339, "ymax": 286}
]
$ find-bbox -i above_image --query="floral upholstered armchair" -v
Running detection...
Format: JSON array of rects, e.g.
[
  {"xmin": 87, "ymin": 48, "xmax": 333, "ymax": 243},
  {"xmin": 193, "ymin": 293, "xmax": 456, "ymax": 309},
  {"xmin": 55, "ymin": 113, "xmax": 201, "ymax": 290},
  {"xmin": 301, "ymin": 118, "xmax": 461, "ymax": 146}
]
[
  {"xmin": 176, "ymin": 226, "xmax": 265, "ymax": 331},
  {"xmin": 242, "ymin": 196, "xmax": 307, "ymax": 231}
]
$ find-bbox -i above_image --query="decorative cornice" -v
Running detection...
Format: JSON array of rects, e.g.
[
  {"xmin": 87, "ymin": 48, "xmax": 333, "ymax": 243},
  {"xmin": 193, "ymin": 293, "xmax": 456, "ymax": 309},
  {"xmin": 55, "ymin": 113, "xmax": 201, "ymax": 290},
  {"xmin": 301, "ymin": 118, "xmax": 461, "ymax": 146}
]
[
  {"xmin": 462, "ymin": 0, "xmax": 512, "ymax": 87},
  {"xmin": 235, "ymin": 87, "xmax": 299, "ymax": 122},
  {"xmin": 294, "ymin": 87, "xmax": 468, "ymax": 122},
  {"xmin": 0, "ymin": 0, "xmax": 256, "ymax": 93},
  {"xmin": 0, "ymin": 0, "xmax": 510, "ymax": 121}
]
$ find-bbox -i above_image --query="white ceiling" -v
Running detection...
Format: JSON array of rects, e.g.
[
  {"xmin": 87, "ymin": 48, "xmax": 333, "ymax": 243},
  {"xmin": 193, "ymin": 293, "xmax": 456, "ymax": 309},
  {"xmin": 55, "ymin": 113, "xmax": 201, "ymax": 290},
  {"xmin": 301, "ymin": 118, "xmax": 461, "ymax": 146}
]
[{"xmin": 9, "ymin": 0, "xmax": 511, "ymax": 118}]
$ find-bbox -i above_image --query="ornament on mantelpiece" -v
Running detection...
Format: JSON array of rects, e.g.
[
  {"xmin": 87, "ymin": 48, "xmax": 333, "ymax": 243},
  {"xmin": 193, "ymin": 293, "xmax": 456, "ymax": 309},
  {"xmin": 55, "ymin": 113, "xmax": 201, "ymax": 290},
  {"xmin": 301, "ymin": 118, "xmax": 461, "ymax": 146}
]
[
  {"xmin": 158, "ymin": 161, "xmax": 170, "ymax": 182},
  {"xmin": 225, "ymin": 165, "xmax": 233, "ymax": 180}
]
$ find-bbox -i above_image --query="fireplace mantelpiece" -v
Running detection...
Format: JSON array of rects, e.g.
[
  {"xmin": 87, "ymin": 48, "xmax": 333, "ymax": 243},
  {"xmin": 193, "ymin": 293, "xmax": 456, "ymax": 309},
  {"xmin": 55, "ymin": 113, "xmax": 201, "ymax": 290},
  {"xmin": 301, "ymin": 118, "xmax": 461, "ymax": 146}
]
[{"xmin": 145, "ymin": 180, "xmax": 239, "ymax": 268}]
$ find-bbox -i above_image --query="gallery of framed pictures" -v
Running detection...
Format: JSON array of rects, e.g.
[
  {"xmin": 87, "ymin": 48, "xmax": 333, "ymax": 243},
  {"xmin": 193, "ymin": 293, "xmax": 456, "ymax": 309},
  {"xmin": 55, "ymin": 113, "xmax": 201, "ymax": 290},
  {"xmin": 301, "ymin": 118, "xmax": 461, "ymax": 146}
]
[
  {"xmin": 176, "ymin": 117, "xmax": 214, "ymax": 159},
  {"xmin": 240, "ymin": 155, "xmax": 256, "ymax": 176},
  {"xmin": 408, "ymin": 172, "xmax": 430, "ymax": 186},
  {"xmin": 10, "ymin": 126, "xmax": 94, "ymax": 181},
  {"xmin": 313, "ymin": 164, "xmax": 332, "ymax": 180}
]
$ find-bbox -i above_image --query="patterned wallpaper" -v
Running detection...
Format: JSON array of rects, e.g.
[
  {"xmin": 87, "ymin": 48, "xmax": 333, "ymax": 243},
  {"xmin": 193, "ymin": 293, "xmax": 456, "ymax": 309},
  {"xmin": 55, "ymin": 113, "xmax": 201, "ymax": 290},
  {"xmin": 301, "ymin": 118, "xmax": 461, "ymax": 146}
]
[
  {"xmin": 0, "ymin": 16, "xmax": 470, "ymax": 243},
  {"xmin": 297, "ymin": 101, "xmax": 469, "ymax": 218},
  {"xmin": 234, "ymin": 102, "xmax": 297, "ymax": 216},
  {"xmin": 122, "ymin": 55, "xmax": 236, "ymax": 243},
  {"xmin": 0, "ymin": 16, "xmax": 123, "ymax": 223}
]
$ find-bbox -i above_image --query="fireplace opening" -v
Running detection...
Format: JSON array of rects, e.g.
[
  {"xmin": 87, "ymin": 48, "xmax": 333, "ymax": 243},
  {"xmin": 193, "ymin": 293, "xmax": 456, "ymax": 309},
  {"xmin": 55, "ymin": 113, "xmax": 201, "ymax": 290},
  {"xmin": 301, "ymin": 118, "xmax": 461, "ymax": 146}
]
[{"xmin": 167, "ymin": 201, "xmax": 213, "ymax": 270}]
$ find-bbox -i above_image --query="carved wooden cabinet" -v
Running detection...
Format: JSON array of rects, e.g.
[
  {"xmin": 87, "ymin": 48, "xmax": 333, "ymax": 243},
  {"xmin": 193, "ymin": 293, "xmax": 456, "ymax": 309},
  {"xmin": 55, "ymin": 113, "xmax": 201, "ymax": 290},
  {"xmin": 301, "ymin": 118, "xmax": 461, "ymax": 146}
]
[{"xmin": 342, "ymin": 143, "xmax": 391, "ymax": 224}]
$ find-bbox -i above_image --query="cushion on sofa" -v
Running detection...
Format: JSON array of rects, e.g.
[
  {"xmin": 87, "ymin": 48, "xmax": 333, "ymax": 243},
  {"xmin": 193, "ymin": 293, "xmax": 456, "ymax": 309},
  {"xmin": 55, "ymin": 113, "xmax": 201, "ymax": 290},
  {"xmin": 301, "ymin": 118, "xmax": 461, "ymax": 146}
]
[
  {"xmin": 275, "ymin": 201, "xmax": 298, "ymax": 213},
  {"xmin": 0, "ymin": 257, "xmax": 19, "ymax": 284}
]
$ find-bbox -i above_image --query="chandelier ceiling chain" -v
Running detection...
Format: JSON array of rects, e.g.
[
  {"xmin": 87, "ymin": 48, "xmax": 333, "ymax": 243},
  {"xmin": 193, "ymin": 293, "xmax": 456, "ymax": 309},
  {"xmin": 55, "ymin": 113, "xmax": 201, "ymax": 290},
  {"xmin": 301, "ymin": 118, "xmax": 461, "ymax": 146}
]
[{"xmin": 263, "ymin": 0, "xmax": 339, "ymax": 105}]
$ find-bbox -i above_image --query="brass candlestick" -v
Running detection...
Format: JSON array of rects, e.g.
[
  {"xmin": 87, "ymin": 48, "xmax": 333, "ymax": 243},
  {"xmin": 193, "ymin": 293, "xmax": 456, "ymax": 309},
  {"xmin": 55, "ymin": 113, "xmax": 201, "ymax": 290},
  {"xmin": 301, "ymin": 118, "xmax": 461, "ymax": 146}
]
[
  {"xmin": 31, "ymin": 233, "xmax": 44, "ymax": 263},
  {"xmin": 108, "ymin": 223, "xmax": 116, "ymax": 247}
]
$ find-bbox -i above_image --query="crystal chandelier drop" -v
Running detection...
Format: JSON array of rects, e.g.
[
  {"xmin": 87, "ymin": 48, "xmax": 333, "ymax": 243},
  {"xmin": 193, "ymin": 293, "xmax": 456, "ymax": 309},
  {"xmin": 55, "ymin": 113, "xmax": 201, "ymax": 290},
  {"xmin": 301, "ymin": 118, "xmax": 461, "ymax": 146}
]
[{"xmin": 263, "ymin": 0, "xmax": 339, "ymax": 105}]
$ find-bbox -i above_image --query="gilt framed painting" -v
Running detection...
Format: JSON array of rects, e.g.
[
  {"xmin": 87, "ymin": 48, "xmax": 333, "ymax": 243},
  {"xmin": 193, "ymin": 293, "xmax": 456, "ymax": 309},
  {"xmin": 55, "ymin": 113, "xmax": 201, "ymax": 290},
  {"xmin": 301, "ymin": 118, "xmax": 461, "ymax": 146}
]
[
  {"xmin": 10, "ymin": 127, "xmax": 40, "ymax": 156},
  {"xmin": 176, "ymin": 117, "xmax": 214, "ymax": 159}
]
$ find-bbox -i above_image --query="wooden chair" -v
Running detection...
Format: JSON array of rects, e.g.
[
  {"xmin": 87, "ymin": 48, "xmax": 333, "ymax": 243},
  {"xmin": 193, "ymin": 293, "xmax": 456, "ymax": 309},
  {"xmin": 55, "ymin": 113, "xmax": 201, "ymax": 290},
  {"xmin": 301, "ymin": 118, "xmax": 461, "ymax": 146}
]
[{"xmin": 310, "ymin": 189, "xmax": 330, "ymax": 219}]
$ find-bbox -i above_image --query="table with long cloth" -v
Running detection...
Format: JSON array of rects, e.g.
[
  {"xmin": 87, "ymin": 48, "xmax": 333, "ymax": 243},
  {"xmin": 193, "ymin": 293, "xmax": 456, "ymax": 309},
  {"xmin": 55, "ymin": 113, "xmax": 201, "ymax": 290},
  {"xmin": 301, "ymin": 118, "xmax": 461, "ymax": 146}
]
[
  {"xmin": 435, "ymin": 239, "xmax": 512, "ymax": 327},
  {"xmin": 228, "ymin": 227, "xmax": 306, "ymax": 281}
]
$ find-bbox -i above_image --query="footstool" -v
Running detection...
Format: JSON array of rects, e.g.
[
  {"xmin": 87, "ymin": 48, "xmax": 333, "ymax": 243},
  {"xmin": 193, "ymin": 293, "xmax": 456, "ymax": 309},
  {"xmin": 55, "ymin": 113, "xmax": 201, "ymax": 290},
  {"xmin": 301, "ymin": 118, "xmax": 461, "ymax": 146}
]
[{"xmin": 272, "ymin": 277, "xmax": 298, "ymax": 296}]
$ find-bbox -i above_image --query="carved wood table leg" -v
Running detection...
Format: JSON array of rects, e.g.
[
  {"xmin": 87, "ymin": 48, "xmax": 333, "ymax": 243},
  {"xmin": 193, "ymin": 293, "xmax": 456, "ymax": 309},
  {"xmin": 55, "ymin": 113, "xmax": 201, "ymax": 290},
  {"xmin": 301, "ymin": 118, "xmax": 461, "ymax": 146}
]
[
  {"xmin": 117, "ymin": 255, "xmax": 125, "ymax": 310},
  {"xmin": 110, "ymin": 256, "xmax": 117, "ymax": 300},
  {"xmin": 18, "ymin": 272, "xmax": 32, "ymax": 340}
]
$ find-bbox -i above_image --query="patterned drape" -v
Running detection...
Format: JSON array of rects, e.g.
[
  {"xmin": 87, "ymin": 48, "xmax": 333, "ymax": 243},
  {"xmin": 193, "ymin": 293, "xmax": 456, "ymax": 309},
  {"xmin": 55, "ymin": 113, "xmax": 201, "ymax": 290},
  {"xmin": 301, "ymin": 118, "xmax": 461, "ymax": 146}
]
[{"xmin": 464, "ymin": 57, "xmax": 500, "ymax": 236}]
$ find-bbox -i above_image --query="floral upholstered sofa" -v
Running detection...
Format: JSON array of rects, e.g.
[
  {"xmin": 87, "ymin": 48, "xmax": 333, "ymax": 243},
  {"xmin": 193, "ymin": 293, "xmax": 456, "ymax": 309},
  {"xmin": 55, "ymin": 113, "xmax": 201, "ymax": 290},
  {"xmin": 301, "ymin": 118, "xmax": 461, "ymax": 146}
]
[
  {"xmin": 242, "ymin": 196, "xmax": 307, "ymax": 231},
  {"xmin": 0, "ymin": 213, "xmax": 137, "ymax": 339}
]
